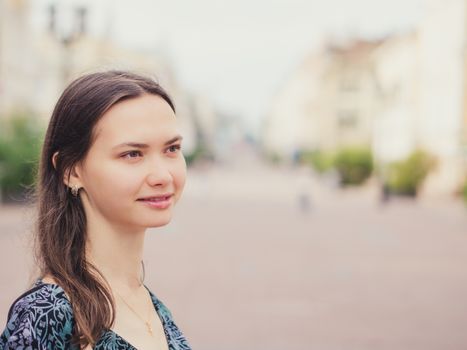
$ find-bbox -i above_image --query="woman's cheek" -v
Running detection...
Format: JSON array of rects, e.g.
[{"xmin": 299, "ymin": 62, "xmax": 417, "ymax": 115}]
[
  {"xmin": 100, "ymin": 164, "xmax": 138, "ymax": 196},
  {"xmin": 175, "ymin": 161, "xmax": 187, "ymax": 195},
  {"xmin": 115, "ymin": 171, "xmax": 142, "ymax": 194}
]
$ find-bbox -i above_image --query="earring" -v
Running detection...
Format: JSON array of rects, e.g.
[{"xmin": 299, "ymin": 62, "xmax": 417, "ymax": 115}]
[{"xmin": 70, "ymin": 185, "xmax": 80, "ymax": 197}]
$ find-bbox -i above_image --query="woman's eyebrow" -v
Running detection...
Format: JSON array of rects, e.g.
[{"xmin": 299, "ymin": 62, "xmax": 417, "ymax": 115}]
[
  {"xmin": 113, "ymin": 135, "xmax": 183, "ymax": 149},
  {"xmin": 164, "ymin": 135, "xmax": 183, "ymax": 145}
]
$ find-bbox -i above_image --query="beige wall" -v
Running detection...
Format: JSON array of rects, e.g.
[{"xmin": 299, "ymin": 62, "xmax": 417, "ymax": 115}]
[{"xmin": 263, "ymin": 40, "xmax": 381, "ymax": 157}]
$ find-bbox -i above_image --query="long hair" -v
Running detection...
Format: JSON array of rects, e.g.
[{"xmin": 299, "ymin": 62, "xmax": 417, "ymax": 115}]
[{"xmin": 35, "ymin": 70, "xmax": 175, "ymax": 348}]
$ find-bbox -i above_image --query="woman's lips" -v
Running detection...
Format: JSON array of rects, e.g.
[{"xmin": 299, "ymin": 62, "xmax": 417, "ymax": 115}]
[{"xmin": 137, "ymin": 195, "xmax": 173, "ymax": 209}]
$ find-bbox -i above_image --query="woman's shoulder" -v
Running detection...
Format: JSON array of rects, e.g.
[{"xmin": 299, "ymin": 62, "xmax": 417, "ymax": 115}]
[
  {"xmin": 8, "ymin": 279, "xmax": 72, "ymax": 319},
  {"xmin": 0, "ymin": 280, "xmax": 75, "ymax": 349}
]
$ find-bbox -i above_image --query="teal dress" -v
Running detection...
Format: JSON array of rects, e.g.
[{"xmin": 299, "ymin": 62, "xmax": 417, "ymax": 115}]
[{"xmin": 0, "ymin": 280, "xmax": 191, "ymax": 349}]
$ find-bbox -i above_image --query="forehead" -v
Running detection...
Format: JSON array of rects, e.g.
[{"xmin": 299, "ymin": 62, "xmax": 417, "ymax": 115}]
[{"xmin": 92, "ymin": 94, "xmax": 178, "ymax": 145}]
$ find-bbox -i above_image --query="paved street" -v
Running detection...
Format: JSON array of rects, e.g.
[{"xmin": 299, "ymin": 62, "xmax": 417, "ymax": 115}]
[{"xmin": 1, "ymin": 163, "xmax": 467, "ymax": 350}]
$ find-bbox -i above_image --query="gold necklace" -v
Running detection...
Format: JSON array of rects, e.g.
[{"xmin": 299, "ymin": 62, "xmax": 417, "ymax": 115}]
[{"xmin": 115, "ymin": 289, "xmax": 154, "ymax": 336}]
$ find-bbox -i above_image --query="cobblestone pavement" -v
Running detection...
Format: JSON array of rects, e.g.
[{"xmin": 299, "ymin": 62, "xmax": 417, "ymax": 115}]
[{"xmin": 1, "ymin": 164, "xmax": 467, "ymax": 350}]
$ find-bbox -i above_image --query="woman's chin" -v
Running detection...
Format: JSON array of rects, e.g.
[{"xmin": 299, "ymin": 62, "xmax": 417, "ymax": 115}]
[{"xmin": 145, "ymin": 217, "xmax": 172, "ymax": 228}]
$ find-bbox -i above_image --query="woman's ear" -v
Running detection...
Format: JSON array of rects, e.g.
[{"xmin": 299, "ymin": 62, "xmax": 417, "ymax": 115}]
[
  {"xmin": 52, "ymin": 151, "xmax": 59, "ymax": 170},
  {"xmin": 53, "ymin": 151, "xmax": 84, "ymax": 189},
  {"xmin": 64, "ymin": 163, "xmax": 84, "ymax": 189}
]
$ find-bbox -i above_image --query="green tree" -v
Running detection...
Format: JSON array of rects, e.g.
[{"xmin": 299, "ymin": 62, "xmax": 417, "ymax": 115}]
[
  {"xmin": 183, "ymin": 144, "xmax": 214, "ymax": 167},
  {"xmin": 334, "ymin": 147, "xmax": 373, "ymax": 186},
  {"xmin": 385, "ymin": 150, "xmax": 435, "ymax": 196},
  {"xmin": 300, "ymin": 150, "xmax": 335, "ymax": 174},
  {"xmin": 462, "ymin": 177, "xmax": 467, "ymax": 204},
  {"xmin": 0, "ymin": 113, "xmax": 44, "ymax": 203}
]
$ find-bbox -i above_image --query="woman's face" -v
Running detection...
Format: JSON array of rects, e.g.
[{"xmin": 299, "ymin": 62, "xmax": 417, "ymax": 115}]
[{"xmin": 74, "ymin": 93, "xmax": 186, "ymax": 230}]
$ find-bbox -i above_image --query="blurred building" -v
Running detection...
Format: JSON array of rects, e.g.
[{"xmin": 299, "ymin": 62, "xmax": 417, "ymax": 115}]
[
  {"xmin": 262, "ymin": 53, "xmax": 322, "ymax": 158},
  {"xmin": 371, "ymin": 32, "xmax": 420, "ymax": 165},
  {"xmin": 262, "ymin": 39, "xmax": 382, "ymax": 159},
  {"xmin": 0, "ymin": 0, "xmax": 36, "ymax": 116},
  {"xmin": 263, "ymin": 0, "xmax": 467, "ymax": 196},
  {"xmin": 415, "ymin": 0, "xmax": 467, "ymax": 195},
  {"xmin": 0, "ymin": 0, "xmax": 220, "ymax": 157},
  {"xmin": 375, "ymin": 0, "xmax": 466, "ymax": 195}
]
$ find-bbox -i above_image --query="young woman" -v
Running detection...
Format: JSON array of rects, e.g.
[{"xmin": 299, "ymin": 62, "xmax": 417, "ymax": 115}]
[{"xmin": 0, "ymin": 71, "xmax": 191, "ymax": 349}]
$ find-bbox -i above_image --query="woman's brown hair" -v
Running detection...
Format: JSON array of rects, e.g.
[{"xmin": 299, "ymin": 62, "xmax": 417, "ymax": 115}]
[{"xmin": 35, "ymin": 70, "xmax": 175, "ymax": 348}]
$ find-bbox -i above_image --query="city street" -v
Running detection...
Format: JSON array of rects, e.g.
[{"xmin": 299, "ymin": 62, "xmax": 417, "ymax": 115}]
[{"xmin": 1, "ymin": 163, "xmax": 467, "ymax": 350}]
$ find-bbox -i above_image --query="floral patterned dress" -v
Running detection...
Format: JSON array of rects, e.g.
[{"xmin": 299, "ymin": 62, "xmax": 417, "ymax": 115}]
[{"xmin": 0, "ymin": 280, "xmax": 191, "ymax": 349}]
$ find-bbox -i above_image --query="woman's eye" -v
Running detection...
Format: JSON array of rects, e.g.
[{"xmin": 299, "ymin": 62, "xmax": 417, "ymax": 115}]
[
  {"xmin": 122, "ymin": 150, "xmax": 142, "ymax": 159},
  {"xmin": 167, "ymin": 144, "xmax": 181, "ymax": 153}
]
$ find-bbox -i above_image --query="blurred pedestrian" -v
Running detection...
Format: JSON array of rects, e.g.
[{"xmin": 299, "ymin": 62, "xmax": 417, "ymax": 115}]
[
  {"xmin": 380, "ymin": 183, "xmax": 391, "ymax": 204},
  {"xmin": 297, "ymin": 164, "xmax": 313, "ymax": 214},
  {"xmin": 0, "ymin": 71, "xmax": 191, "ymax": 350}
]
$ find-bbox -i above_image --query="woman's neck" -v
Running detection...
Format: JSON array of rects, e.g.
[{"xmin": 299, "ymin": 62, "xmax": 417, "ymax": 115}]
[{"xmin": 85, "ymin": 219, "xmax": 146, "ymax": 292}]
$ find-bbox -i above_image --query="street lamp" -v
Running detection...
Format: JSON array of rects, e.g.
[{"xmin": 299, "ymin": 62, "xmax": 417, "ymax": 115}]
[{"xmin": 47, "ymin": 2, "xmax": 87, "ymax": 83}]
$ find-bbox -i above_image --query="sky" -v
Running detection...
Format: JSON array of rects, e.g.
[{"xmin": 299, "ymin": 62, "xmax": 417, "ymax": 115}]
[{"xmin": 31, "ymin": 0, "xmax": 426, "ymax": 135}]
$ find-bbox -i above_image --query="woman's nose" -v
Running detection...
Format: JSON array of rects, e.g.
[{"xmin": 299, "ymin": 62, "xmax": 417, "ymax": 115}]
[{"xmin": 146, "ymin": 165, "xmax": 172, "ymax": 187}]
